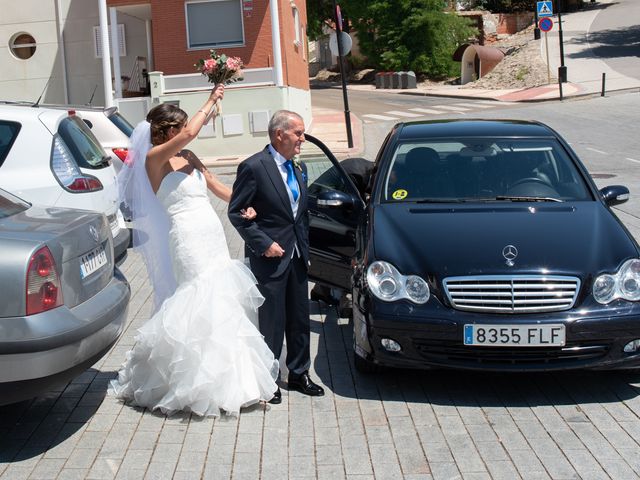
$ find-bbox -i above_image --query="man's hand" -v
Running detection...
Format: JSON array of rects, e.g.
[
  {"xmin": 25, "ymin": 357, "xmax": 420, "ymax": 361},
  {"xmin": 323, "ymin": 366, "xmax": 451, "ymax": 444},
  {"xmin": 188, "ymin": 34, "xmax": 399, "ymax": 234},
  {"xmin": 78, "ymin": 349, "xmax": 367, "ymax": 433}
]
[
  {"xmin": 240, "ymin": 207, "xmax": 257, "ymax": 220},
  {"xmin": 263, "ymin": 242, "xmax": 285, "ymax": 257}
]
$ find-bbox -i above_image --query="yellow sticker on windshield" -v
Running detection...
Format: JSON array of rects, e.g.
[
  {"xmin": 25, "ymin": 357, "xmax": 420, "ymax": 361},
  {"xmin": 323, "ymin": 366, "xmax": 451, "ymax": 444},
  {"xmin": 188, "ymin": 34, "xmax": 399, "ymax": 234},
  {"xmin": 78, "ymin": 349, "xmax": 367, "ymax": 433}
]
[{"xmin": 392, "ymin": 189, "xmax": 408, "ymax": 200}]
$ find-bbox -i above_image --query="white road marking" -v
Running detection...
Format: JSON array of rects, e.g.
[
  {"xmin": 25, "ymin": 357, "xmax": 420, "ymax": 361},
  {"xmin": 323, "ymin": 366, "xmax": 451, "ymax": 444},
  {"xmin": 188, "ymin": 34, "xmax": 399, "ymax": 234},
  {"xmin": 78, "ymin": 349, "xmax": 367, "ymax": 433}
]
[
  {"xmin": 432, "ymin": 105, "xmax": 471, "ymax": 112},
  {"xmin": 362, "ymin": 114, "xmax": 399, "ymax": 121},
  {"xmin": 626, "ymin": 157, "xmax": 640, "ymax": 164},
  {"xmin": 475, "ymin": 100, "xmax": 518, "ymax": 106},
  {"xmin": 453, "ymin": 102, "xmax": 494, "ymax": 108},
  {"xmin": 384, "ymin": 110, "xmax": 424, "ymax": 118},
  {"xmin": 409, "ymin": 107, "xmax": 447, "ymax": 114},
  {"xmin": 586, "ymin": 147, "xmax": 608, "ymax": 155}
]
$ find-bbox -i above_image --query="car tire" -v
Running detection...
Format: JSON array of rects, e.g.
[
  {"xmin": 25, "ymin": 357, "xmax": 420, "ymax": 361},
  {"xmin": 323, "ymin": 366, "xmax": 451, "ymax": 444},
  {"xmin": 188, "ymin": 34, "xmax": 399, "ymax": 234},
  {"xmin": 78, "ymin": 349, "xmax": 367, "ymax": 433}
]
[{"xmin": 354, "ymin": 352, "xmax": 381, "ymax": 374}]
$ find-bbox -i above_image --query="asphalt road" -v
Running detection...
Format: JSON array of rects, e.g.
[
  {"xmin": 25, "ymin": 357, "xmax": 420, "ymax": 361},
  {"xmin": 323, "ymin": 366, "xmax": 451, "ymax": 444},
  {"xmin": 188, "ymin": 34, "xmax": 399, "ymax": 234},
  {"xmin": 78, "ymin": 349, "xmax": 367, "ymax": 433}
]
[{"xmin": 587, "ymin": 0, "xmax": 640, "ymax": 81}]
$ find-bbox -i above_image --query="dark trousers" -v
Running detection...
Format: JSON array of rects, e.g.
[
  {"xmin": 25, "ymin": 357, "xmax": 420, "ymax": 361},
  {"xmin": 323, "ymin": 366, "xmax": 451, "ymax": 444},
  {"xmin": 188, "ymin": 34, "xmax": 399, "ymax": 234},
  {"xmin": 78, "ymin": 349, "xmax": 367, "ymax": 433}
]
[{"xmin": 256, "ymin": 253, "xmax": 310, "ymax": 377}]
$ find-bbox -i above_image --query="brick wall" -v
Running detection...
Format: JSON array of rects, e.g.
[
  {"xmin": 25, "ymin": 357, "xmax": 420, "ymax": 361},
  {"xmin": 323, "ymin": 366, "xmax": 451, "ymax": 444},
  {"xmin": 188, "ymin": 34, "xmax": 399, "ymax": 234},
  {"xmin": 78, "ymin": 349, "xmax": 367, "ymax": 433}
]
[{"xmin": 108, "ymin": 0, "xmax": 308, "ymax": 90}]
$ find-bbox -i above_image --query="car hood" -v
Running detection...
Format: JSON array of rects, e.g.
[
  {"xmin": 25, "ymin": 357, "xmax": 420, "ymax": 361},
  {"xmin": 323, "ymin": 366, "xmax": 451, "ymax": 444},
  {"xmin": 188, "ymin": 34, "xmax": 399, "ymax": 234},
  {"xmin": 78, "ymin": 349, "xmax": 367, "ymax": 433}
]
[{"xmin": 371, "ymin": 202, "xmax": 639, "ymax": 278}]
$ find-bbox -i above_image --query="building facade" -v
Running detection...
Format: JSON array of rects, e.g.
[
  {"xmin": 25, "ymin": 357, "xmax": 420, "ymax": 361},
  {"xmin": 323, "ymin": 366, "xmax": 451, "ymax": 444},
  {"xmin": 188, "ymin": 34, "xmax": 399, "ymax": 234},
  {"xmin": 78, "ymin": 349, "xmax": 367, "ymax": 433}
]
[{"xmin": 1, "ymin": 0, "xmax": 311, "ymax": 158}]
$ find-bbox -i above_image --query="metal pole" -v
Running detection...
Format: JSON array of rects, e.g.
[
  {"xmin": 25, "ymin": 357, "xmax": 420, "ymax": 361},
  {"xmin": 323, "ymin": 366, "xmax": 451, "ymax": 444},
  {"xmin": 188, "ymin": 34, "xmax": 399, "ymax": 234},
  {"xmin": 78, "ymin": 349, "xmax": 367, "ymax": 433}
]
[
  {"xmin": 534, "ymin": 2, "xmax": 541, "ymax": 40},
  {"xmin": 557, "ymin": 0, "xmax": 567, "ymax": 83},
  {"xmin": 601, "ymin": 72, "xmax": 606, "ymax": 96},
  {"xmin": 332, "ymin": 0, "xmax": 354, "ymax": 148},
  {"xmin": 544, "ymin": 32, "xmax": 551, "ymax": 84}
]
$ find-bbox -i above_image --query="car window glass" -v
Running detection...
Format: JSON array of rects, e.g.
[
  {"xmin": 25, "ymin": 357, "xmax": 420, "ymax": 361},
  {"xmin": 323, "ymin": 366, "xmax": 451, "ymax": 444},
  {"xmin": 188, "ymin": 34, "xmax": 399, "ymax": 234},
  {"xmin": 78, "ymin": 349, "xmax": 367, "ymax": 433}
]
[
  {"xmin": 0, "ymin": 121, "xmax": 21, "ymax": 168},
  {"xmin": 58, "ymin": 116, "xmax": 107, "ymax": 169},
  {"xmin": 300, "ymin": 142, "xmax": 350, "ymax": 198},
  {"xmin": 383, "ymin": 139, "xmax": 591, "ymax": 202},
  {"xmin": 109, "ymin": 112, "xmax": 134, "ymax": 137},
  {"xmin": 0, "ymin": 188, "xmax": 29, "ymax": 218}
]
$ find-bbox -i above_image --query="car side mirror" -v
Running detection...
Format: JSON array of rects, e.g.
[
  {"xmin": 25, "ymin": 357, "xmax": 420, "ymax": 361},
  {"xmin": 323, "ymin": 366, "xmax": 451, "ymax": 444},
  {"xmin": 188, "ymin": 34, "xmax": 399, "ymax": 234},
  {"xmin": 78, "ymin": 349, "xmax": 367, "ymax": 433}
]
[
  {"xmin": 600, "ymin": 185, "xmax": 629, "ymax": 207},
  {"xmin": 317, "ymin": 190, "xmax": 355, "ymax": 209}
]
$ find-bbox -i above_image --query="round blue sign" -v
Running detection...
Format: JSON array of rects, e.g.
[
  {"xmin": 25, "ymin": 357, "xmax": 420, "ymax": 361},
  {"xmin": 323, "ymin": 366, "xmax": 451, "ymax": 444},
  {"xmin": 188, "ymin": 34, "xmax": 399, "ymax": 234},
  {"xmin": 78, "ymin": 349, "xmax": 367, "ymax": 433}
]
[{"xmin": 539, "ymin": 17, "xmax": 553, "ymax": 32}]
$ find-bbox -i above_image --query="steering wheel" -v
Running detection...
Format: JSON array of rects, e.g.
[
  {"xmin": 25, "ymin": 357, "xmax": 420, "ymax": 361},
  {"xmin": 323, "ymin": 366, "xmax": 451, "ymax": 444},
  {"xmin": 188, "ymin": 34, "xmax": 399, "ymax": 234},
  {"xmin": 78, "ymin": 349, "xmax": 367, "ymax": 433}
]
[{"xmin": 508, "ymin": 177, "xmax": 552, "ymax": 189}]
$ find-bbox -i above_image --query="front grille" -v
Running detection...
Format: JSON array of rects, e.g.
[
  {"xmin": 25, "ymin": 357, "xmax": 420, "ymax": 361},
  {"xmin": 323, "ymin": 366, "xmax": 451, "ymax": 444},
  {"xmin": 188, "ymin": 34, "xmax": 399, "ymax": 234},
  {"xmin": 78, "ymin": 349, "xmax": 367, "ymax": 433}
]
[
  {"xmin": 443, "ymin": 275, "xmax": 580, "ymax": 313},
  {"xmin": 414, "ymin": 339, "xmax": 609, "ymax": 367}
]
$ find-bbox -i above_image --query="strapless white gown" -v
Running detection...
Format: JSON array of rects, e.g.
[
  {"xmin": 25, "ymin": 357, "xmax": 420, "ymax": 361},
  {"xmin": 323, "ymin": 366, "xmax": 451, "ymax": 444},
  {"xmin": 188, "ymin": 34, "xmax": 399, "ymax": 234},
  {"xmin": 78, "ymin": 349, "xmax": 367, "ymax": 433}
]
[{"xmin": 109, "ymin": 170, "xmax": 278, "ymax": 416}]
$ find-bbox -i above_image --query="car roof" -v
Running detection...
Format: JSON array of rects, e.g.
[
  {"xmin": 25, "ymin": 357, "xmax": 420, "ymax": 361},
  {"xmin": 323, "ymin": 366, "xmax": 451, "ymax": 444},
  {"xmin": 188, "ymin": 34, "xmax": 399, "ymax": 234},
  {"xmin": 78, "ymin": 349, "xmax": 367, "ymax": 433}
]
[{"xmin": 395, "ymin": 119, "xmax": 557, "ymax": 140}]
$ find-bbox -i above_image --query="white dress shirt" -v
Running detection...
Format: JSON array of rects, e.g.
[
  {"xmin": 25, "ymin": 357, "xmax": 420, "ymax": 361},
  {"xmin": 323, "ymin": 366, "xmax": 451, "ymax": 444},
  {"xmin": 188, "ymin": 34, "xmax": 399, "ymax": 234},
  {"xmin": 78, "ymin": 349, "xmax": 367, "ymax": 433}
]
[{"xmin": 268, "ymin": 144, "xmax": 299, "ymax": 218}]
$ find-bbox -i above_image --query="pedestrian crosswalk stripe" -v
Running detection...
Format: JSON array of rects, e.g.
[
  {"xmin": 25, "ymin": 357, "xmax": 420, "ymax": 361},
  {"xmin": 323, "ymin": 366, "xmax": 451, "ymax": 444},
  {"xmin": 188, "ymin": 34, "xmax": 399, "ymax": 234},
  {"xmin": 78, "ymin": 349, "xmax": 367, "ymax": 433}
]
[
  {"xmin": 453, "ymin": 102, "xmax": 493, "ymax": 108},
  {"xmin": 475, "ymin": 100, "xmax": 517, "ymax": 106},
  {"xmin": 385, "ymin": 110, "xmax": 424, "ymax": 118},
  {"xmin": 409, "ymin": 107, "xmax": 448, "ymax": 114},
  {"xmin": 432, "ymin": 105, "xmax": 471, "ymax": 112},
  {"xmin": 362, "ymin": 114, "xmax": 399, "ymax": 121}
]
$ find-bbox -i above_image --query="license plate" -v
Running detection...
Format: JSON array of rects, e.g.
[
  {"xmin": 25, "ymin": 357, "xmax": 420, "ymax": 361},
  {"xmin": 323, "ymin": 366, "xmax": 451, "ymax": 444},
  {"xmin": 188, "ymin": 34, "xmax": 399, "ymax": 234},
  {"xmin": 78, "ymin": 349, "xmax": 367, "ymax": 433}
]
[
  {"xmin": 464, "ymin": 324, "xmax": 565, "ymax": 347},
  {"xmin": 80, "ymin": 246, "xmax": 108, "ymax": 279},
  {"xmin": 110, "ymin": 216, "xmax": 120, "ymax": 237}
]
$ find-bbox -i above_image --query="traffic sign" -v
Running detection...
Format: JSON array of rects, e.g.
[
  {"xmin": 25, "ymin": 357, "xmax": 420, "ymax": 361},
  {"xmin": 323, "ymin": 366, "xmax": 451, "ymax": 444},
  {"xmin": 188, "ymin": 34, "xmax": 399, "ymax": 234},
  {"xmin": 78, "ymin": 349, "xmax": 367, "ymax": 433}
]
[
  {"xmin": 539, "ymin": 17, "xmax": 554, "ymax": 32},
  {"xmin": 329, "ymin": 31, "xmax": 353, "ymax": 56},
  {"xmin": 537, "ymin": 1, "xmax": 553, "ymax": 17}
]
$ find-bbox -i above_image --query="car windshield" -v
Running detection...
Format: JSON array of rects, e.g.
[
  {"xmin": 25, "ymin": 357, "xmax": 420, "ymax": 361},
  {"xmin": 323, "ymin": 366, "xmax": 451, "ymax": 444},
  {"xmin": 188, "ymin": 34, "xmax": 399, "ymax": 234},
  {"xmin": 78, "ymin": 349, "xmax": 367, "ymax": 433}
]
[
  {"xmin": 58, "ymin": 116, "xmax": 109, "ymax": 169},
  {"xmin": 0, "ymin": 188, "xmax": 29, "ymax": 218},
  {"xmin": 109, "ymin": 112, "xmax": 134, "ymax": 137},
  {"xmin": 382, "ymin": 138, "xmax": 592, "ymax": 203}
]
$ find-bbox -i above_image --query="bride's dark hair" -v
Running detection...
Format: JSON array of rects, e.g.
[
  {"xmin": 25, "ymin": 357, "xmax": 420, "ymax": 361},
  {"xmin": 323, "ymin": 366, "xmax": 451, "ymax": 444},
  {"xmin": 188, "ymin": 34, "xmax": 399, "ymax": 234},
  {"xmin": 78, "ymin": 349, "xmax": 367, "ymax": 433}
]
[{"xmin": 147, "ymin": 103, "xmax": 188, "ymax": 145}]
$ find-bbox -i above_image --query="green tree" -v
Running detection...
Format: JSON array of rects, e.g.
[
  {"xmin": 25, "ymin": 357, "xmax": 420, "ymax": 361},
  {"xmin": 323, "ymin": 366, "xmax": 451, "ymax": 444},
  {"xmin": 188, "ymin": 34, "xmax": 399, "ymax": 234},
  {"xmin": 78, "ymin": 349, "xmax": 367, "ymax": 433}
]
[{"xmin": 307, "ymin": 0, "xmax": 477, "ymax": 78}]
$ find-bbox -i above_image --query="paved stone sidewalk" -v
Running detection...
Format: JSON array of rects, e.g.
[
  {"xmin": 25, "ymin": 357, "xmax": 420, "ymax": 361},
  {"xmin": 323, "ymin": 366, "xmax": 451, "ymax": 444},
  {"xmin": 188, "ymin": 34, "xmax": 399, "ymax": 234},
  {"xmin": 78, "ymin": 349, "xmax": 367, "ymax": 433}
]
[{"xmin": 3, "ymin": 170, "xmax": 640, "ymax": 480}]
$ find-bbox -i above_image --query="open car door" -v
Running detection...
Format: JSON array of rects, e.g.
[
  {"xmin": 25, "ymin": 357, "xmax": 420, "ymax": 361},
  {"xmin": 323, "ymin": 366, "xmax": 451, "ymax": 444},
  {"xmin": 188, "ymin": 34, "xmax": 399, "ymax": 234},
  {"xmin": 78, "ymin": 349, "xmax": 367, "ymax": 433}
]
[{"xmin": 302, "ymin": 134, "xmax": 366, "ymax": 290}]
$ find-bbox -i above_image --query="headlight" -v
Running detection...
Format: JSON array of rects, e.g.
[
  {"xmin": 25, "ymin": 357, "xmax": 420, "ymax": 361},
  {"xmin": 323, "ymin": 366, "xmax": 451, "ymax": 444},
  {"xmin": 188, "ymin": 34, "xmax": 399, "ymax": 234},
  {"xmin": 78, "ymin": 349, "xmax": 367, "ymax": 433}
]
[
  {"xmin": 366, "ymin": 261, "xmax": 430, "ymax": 304},
  {"xmin": 593, "ymin": 259, "xmax": 640, "ymax": 304}
]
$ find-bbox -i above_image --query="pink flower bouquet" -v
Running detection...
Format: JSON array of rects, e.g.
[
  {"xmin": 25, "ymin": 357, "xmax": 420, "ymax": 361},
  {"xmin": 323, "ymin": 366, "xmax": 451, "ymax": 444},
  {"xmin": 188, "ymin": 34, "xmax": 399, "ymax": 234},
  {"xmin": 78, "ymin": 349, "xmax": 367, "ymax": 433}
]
[
  {"xmin": 195, "ymin": 50, "xmax": 244, "ymax": 85},
  {"xmin": 195, "ymin": 50, "xmax": 244, "ymax": 120}
]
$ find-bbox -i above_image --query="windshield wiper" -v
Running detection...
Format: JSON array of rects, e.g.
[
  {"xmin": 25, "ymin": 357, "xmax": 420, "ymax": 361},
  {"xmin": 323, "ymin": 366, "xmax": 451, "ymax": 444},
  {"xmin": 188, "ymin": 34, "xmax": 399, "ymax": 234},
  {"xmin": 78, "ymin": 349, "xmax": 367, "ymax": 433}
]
[{"xmin": 494, "ymin": 195, "xmax": 562, "ymax": 202}]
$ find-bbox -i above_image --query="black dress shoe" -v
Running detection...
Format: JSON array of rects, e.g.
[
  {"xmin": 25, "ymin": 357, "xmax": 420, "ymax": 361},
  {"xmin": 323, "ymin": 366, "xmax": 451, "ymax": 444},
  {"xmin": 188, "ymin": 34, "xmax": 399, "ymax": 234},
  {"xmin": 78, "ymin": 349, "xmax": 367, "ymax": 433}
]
[
  {"xmin": 268, "ymin": 387, "xmax": 281, "ymax": 404},
  {"xmin": 287, "ymin": 372, "xmax": 325, "ymax": 396}
]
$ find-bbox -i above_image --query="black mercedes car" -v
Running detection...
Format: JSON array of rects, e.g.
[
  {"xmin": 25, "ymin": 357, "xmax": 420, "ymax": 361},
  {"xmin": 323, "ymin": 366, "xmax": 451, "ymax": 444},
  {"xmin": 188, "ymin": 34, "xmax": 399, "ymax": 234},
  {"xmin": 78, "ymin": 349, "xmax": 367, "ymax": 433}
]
[{"xmin": 303, "ymin": 119, "xmax": 640, "ymax": 372}]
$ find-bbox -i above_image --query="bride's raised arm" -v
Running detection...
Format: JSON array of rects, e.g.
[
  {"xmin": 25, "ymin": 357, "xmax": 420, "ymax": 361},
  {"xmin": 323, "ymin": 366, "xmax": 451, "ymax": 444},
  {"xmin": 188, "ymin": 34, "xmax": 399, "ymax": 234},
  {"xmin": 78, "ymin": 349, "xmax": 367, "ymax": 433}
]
[{"xmin": 147, "ymin": 83, "xmax": 224, "ymax": 167}]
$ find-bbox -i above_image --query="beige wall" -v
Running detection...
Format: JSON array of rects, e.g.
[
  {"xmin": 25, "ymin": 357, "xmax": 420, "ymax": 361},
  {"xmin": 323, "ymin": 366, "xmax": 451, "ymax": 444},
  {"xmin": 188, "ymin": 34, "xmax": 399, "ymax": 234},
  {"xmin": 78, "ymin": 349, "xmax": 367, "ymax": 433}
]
[{"xmin": 0, "ymin": 0, "xmax": 148, "ymax": 106}]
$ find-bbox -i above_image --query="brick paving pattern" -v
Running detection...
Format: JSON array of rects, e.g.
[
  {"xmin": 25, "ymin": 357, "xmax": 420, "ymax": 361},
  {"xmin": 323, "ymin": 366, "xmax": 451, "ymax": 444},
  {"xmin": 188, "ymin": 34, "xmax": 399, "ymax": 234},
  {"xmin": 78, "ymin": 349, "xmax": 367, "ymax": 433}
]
[{"xmin": 2, "ymin": 167, "xmax": 640, "ymax": 480}]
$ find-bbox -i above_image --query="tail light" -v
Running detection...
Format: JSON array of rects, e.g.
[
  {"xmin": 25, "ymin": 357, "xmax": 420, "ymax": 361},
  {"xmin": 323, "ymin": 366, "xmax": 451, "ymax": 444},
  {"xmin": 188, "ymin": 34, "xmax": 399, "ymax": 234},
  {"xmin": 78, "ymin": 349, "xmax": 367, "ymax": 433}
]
[
  {"xmin": 51, "ymin": 137, "xmax": 103, "ymax": 192},
  {"xmin": 26, "ymin": 246, "xmax": 63, "ymax": 315},
  {"xmin": 112, "ymin": 148, "xmax": 128, "ymax": 162}
]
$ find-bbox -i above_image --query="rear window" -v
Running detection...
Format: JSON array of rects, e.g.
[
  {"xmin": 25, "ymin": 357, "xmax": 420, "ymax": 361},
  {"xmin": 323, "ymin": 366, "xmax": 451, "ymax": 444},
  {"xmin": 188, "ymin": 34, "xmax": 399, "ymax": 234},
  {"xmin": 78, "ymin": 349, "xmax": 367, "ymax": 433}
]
[
  {"xmin": 58, "ymin": 116, "xmax": 108, "ymax": 169},
  {"xmin": 0, "ymin": 188, "xmax": 29, "ymax": 218},
  {"xmin": 108, "ymin": 112, "xmax": 134, "ymax": 137},
  {"xmin": 0, "ymin": 121, "xmax": 21, "ymax": 168}
]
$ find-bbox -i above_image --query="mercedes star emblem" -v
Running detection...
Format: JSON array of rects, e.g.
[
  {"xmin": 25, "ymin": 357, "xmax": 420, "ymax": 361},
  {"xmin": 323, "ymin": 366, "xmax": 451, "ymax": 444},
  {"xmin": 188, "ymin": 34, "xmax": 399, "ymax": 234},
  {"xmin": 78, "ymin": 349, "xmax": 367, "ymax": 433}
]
[{"xmin": 502, "ymin": 245, "xmax": 518, "ymax": 266}]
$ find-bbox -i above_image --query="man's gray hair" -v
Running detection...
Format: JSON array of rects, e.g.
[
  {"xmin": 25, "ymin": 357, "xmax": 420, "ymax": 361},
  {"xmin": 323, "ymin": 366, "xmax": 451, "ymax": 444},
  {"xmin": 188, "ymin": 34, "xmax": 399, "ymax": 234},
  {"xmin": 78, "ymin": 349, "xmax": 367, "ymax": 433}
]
[{"xmin": 268, "ymin": 110, "xmax": 303, "ymax": 140}]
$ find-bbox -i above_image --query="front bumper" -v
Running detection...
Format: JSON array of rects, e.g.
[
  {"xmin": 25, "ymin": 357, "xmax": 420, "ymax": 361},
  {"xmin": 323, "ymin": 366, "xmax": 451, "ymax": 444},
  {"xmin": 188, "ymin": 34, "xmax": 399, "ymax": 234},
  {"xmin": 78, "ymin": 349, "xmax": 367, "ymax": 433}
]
[
  {"xmin": 353, "ymin": 294, "xmax": 640, "ymax": 372},
  {"xmin": 0, "ymin": 269, "xmax": 130, "ymax": 404}
]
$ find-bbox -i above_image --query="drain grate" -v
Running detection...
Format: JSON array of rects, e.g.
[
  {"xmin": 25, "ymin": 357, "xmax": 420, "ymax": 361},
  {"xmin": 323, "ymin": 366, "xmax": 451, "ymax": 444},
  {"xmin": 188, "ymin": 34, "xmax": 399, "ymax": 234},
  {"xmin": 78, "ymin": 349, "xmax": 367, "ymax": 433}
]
[{"xmin": 591, "ymin": 173, "xmax": 616, "ymax": 179}]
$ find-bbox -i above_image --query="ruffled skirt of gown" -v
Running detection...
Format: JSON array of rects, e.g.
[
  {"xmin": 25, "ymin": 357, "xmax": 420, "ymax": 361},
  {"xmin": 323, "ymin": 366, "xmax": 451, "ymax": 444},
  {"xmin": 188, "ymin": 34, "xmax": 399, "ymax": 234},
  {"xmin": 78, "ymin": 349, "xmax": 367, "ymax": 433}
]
[{"xmin": 109, "ymin": 258, "xmax": 279, "ymax": 417}]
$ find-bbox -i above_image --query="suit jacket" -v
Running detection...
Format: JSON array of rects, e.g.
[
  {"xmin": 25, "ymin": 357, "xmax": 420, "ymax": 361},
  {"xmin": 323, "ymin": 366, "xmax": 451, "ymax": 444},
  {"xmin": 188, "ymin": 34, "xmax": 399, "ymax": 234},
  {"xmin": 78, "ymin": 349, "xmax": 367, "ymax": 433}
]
[{"xmin": 228, "ymin": 146, "xmax": 309, "ymax": 280}]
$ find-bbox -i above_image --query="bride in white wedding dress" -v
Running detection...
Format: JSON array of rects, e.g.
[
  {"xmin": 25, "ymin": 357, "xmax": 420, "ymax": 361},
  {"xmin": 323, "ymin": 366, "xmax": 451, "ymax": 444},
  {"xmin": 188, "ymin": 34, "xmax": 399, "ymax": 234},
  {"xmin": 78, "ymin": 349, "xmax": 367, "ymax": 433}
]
[{"xmin": 109, "ymin": 85, "xmax": 278, "ymax": 416}]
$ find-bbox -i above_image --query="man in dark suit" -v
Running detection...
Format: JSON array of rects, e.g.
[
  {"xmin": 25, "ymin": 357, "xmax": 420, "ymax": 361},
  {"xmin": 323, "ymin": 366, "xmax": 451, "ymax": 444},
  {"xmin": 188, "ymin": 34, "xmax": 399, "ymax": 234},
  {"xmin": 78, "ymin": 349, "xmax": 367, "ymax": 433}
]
[{"xmin": 228, "ymin": 110, "xmax": 324, "ymax": 404}]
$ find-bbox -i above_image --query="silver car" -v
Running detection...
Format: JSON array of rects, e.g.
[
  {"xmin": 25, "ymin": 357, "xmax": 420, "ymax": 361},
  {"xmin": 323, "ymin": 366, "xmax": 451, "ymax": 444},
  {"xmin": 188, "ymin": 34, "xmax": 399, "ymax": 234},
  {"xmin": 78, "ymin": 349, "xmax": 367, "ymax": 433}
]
[{"xmin": 0, "ymin": 188, "xmax": 130, "ymax": 405}]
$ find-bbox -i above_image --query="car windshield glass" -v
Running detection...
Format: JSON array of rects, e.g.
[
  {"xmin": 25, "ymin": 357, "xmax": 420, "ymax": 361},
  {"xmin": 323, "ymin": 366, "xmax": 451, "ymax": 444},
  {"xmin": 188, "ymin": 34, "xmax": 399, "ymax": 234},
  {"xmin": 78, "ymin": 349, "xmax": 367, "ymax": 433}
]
[
  {"xmin": 0, "ymin": 188, "xmax": 29, "ymax": 218},
  {"xmin": 58, "ymin": 116, "xmax": 108, "ymax": 169},
  {"xmin": 109, "ymin": 112, "xmax": 134, "ymax": 137},
  {"xmin": 382, "ymin": 138, "xmax": 592, "ymax": 203}
]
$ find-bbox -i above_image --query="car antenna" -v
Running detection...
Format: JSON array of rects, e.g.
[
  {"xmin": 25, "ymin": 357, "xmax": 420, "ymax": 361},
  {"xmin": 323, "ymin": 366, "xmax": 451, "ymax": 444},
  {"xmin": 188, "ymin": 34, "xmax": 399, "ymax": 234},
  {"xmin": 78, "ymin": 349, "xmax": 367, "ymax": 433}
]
[
  {"xmin": 32, "ymin": 78, "xmax": 52, "ymax": 107},
  {"xmin": 87, "ymin": 85, "xmax": 98, "ymax": 106}
]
